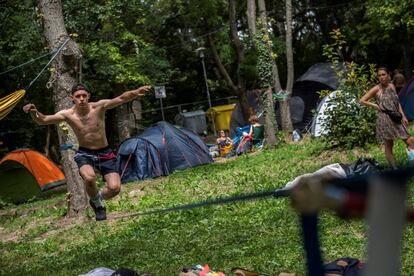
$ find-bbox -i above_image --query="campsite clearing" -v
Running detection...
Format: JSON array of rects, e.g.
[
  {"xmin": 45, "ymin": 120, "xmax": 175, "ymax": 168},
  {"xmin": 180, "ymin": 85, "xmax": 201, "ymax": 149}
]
[{"xmin": 2, "ymin": 137, "xmax": 414, "ymax": 275}]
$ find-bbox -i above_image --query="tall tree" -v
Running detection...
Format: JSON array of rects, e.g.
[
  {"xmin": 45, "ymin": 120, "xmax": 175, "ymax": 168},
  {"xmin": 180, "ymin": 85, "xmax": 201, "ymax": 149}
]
[
  {"xmin": 249, "ymin": 0, "xmax": 278, "ymax": 146},
  {"xmin": 246, "ymin": 0, "xmax": 256, "ymax": 36},
  {"xmin": 206, "ymin": 0, "xmax": 251, "ymax": 122},
  {"xmin": 258, "ymin": 0, "xmax": 293, "ymax": 132},
  {"xmin": 38, "ymin": 0, "xmax": 87, "ymax": 217},
  {"xmin": 258, "ymin": 0, "xmax": 282, "ymax": 92},
  {"xmin": 282, "ymin": 0, "xmax": 294, "ymax": 131}
]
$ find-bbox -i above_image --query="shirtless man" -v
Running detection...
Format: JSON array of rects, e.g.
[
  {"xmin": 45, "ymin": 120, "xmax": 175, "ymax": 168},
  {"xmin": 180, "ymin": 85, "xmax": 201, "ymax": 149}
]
[{"xmin": 23, "ymin": 83, "xmax": 151, "ymax": 221}]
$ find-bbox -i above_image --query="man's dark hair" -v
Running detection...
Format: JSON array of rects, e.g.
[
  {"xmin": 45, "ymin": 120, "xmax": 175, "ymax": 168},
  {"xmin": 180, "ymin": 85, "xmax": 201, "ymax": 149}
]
[{"xmin": 71, "ymin": 83, "xmax": 89, "ymax": 94}]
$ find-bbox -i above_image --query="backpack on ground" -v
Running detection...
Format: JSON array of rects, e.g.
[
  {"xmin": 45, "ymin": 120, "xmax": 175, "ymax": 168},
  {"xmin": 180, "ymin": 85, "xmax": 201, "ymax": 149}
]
[
  {"xmin": 324, "ymin": 257, "xmax": 364, "ymax": 276},
  {"xmin": 341, "ymin": 157, "xmax": 383, "ymax": 177}
]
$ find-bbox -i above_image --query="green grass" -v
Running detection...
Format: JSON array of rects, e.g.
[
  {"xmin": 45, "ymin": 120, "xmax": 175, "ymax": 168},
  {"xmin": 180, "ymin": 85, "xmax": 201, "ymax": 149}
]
[{"xmin": 1, "ymin": 136, "xmax": 414, "ymax": 275}]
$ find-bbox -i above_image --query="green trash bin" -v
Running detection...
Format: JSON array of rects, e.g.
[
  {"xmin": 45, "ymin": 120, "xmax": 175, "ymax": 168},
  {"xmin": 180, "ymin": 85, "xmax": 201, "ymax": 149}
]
[{"xmin": 206, "ymin": 104, "xmax": 236, "ymax": 132}]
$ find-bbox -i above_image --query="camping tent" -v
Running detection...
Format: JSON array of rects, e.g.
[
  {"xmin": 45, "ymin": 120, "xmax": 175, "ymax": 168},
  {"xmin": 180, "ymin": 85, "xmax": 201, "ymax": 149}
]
[
  {"xmin": 292, "ymin": 63, "xmax": 339, "ymax": 129},
  {"xmin": 310, "ymin": 91, "xmax": 338, "ymax": 137},
  {"xmin": 310, "ymin": 90, "xmax": 360, "ymax": 137},
  {"xmin": 0, "ymin": 149, "xmax": 65, "ymax": 203},
  {"xmin": 399, "ymin": 77, "xmax": 414, "ymax": 121},
  {"xmin": 117, "ymin": 121, "xmax": 213, "ymax": 183},
  {"xmin": 229, "ymin": 63, "xmax": 338, "ymax": 133},
  {"xmin": 274, "ymin": 96, "xmax": 305, "ymax": 128}
]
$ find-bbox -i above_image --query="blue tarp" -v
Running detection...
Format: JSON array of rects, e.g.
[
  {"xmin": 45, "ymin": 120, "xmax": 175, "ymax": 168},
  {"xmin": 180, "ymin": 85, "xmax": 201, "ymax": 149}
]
[{"xmin": 117, "ymin": 121, "xmax": 213, "ymax": 183}]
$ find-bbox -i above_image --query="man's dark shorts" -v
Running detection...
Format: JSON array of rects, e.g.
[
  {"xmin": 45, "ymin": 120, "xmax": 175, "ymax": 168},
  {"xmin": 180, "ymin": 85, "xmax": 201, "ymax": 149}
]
[{"xmin": 74, "ymin": 146, "xmax": 118, "ymax": 176}]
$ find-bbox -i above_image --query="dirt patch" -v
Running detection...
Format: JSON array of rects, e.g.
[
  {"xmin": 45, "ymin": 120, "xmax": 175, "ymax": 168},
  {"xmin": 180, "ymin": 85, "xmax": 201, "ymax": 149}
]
[
  {"xmin": 3, "ymin": 180, "xmax": 159, "ymax": 243},
  {"xmin": 309, "ymin": 147, "xmax": 372, "ymax": 165},
  {"xmin": 0, "ymin": 215, "xmax": 88, "ymax": 243},
  {"xmin": 0, "ymin": 199, "xmax": 66, "ymax": 219},
  {"xmin": 0, "ymin": 228, "xmax": 20, "ymax": 243}
]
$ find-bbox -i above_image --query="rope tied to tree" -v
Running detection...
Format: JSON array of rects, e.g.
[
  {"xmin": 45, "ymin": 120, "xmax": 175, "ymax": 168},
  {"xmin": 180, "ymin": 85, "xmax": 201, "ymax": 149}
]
[{"xmin": 0, "ymin": 37, "xmax": 71, "ymax": 120}]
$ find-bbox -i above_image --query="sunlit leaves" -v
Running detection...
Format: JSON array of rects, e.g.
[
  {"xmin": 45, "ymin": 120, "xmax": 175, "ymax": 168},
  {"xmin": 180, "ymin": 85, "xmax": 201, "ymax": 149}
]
[
  {"xmin": 365, "ymin": 0, "xmax": 414, "ymax": 31},
  {"xmin": 322, "ymin": 29, "xmax": 378, "ymax": 149}
]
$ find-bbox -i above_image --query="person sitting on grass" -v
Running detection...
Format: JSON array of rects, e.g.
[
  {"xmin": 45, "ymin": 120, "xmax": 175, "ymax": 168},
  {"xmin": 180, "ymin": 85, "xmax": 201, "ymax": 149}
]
[
  {"xmin": 242, "ymin": 115, "xmax": 264, "ymax": 146},
  {"xmin": 216, "ymin": 129, "xmax": 233, "ymax": 156},
  {"xmin": 237, "ymin": 115, "xmax": 265, "ymax": 154}
]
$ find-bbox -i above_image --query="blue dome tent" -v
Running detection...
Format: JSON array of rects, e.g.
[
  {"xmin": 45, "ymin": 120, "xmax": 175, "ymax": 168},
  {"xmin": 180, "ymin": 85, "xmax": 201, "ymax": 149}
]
[
  {"xmin": 399, "ymin": 77, "xmax": 414, "ymax": 121},
  {"xmin": 117, "ymin": 121, "xmax": 213, "ymax": 183}
]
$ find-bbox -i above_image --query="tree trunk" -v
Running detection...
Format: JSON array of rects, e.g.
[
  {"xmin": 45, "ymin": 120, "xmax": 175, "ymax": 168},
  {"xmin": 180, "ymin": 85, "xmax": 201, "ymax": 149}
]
[
  {"xmin": 263, "ymin": 87, "xmax": 277, "ymax": 145},
  {"xmin": 228, "ymin": 0, "xmax": 250, "ymax": 122},
  {"xmin": 116, "ymin": 100, "xmax": 143, "ymax": 142},
  {"xmin": 117, "ymin": 103, "xmax": 132, "ymax": 142},
  {"xmin": 208, "ymin": 35, "xmax": 250, "ymax": 122},
  {"xmin": 246, "ymin": 0, "xmax": 256, "ymax": 37},
  {"xmin": 114, "ymin": 85, "xmax": 133, "ymax": 142},
  {"xmin": 207, "ymin": 5, "xmax": 250, "ymax": 123},
  {"xmin": 258, "ymin": 0, "xmax": 282, "ymax": 92},
  {"xmin": 257, "ymin": 0, "xmax": 278, "ymax": 146},
  {"xmin": 281, "ymin": 0, "xmax": 294, "ymax": 132},
  {"xmin": 132, "ymin": 100, "xmax": 143, "ymax": 133},
  {"xmin": 116, "ymin": 83, "xmax": 142, "ymax": 142},
  {"xmin": 39, "ymin": 0, "xmax": 87, "ymax": 218}
]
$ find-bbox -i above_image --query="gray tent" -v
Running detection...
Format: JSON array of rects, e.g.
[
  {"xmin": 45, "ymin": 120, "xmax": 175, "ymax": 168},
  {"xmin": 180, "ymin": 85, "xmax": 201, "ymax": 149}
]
[
  {"xmin": 292, "ymin": 63, "xmax": 339, "ymax": 129},
  {"xmin": 229, "ymin": 63, "xmax": 339, "ymax": 133},
  {"xmin": 296, "ymin": 63, "xmax": 338, "ymax": 89}
]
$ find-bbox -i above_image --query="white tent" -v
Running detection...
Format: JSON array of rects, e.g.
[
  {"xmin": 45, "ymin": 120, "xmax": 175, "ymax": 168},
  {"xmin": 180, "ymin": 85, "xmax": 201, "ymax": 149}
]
[
  {"xmin": 310, "ymin": 90, "xmax": 358, "ymax": 137},
  {"xmin": 310, "ymin": 91, "xmax": 338, "ymax": 137}
]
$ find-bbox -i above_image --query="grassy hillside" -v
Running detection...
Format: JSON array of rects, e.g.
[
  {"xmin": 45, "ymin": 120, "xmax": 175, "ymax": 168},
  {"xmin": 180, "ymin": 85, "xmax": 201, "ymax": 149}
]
[{"xmin": 1, "ymin": 136, "xmax": 414, "ymax": 275}]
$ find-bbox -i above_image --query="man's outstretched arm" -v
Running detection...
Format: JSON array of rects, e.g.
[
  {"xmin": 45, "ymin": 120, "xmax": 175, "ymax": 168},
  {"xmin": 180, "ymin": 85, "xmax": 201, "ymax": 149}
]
[
  {"xmin": 23, "ymin": 103, "xmax": 65, "ymax": 125},
  {"xmin": 101, "ymin": 85, "xmax": 151, "ymax": 110}
]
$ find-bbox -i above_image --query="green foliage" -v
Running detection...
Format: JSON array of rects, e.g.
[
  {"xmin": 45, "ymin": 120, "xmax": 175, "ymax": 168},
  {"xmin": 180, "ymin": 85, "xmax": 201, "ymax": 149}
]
[
  {"xmin": 365, "ymin": 0, "xmax": 414, "ymax": 31},
  {"xmin": 0, "ymin": 1, "xmax": 53, "ymax": 152},
  {"xmin": 321, "ymin": 29, "xmax": 378, "ymax": 149},
  {"xmin": 64, "ymin": 0, "xmax": 175, "ymax": 94}
]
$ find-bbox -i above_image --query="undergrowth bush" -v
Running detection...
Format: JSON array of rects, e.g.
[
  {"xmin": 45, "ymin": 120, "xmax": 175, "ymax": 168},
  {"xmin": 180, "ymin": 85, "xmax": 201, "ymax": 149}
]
[{"xmin": 320, "ymin": 29, "xmax": 378, "ymax": 149}]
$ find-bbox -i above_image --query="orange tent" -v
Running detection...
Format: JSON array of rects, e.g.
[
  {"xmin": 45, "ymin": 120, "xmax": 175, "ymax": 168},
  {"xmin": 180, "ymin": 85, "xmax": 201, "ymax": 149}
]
[{"xmin": 0, "ymin": 149, "xmax": 65, "ymax": 203}]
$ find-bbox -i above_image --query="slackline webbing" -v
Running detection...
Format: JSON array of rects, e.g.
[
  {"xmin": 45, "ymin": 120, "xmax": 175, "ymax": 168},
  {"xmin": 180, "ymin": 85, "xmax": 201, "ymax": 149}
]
[
  {"xmin": 112, "ymin": 166, "xmax": 414, "ymax": 221},
  {"xmin": 113, "ymin": 189, "xmax": 280, "ymax": 220}
]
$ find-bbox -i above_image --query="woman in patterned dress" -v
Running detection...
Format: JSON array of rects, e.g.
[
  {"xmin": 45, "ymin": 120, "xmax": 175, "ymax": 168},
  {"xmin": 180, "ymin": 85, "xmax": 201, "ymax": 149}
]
[{"xmin": 359, "ymin": 67, "xmax": 414, "ymax": 168}]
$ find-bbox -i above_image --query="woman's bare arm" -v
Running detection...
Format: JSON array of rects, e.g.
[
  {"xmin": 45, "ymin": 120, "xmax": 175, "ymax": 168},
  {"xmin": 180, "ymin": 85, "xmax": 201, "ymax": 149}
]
[{"xmin": 359, "ymin": 85, "xmax": 380, "ymax": 110}]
